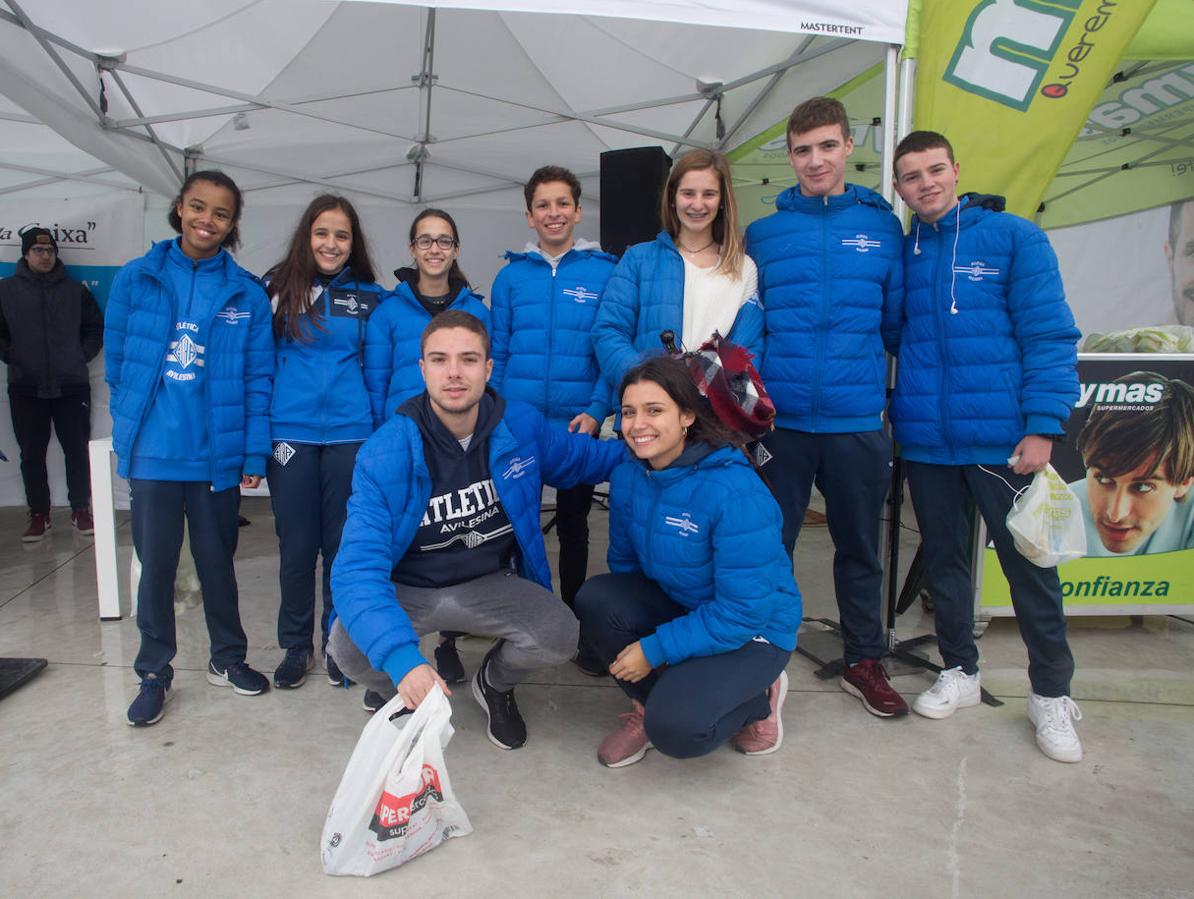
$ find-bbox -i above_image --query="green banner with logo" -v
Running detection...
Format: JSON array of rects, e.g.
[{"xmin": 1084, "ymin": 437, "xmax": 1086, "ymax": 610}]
[{"xmin": 915, "ymin": 0, "xmax": 1158, "ymax": 219}]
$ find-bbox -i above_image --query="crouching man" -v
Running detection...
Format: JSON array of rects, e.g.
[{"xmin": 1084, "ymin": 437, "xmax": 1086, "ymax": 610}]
[{"xmin": 328, "ymin": 311, "xmax": 625, "ymax": 749}]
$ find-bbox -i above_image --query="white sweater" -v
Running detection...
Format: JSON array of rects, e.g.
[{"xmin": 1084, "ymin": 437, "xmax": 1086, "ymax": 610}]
[{"xmin": 680, "ymin": 254, "xmax": 758, "ymax": 350}]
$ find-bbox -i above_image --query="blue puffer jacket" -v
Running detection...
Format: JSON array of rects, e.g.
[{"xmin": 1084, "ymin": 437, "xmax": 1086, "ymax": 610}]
[
  {"xmin": 490, "ymin": 242, "xmax": 616, "ymax": 426},
  {"xmin": 362, "ymin": 279, "xmax": 489, "ymax": 426},
  {"xmin": 607, "ymin": 443, "xmax": 802, "ymax": 667},
  {"xmin": 891, "ymin": 195, "xmax": 1080, "ymax": 465},
  {"xmin": 270, "ymin": 268, "xmax": 386, "ymax": 444},
  {"xmin": 104, "ymin": 240, "xmax": 272, "ymax": 489},
  {"xmin": 331, "ymin": 397, "xmax": 627, "ymax": 685},
  {"xmin": 593, "ymin": 232, "xmax": 764, "ymax": 397},
  {"xmin": 745, "ymin": 184, "xmax": 904, "ymax": 432}
]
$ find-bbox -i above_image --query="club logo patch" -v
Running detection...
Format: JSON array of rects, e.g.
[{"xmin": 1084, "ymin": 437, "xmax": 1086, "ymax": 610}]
[
  {"xmin": 215, "ymin": 306, "xmax": 250, "ymax": 324},
  {"xmin": 562, "ymin": 286, "xmax": 599, "ymax": 304},
  {"xmin": 502, "ymin": 456, "xmax": 536, "ymax": 480},
  {"xmin": 273, "ymin": 442, "xmax": 296, "ymax": 465},
  {"xmin": 842, "ymin": 234, "xmax": 880, "ymax": 253},
  {"xmin": 954, "ymin": 261, "xmax": 1000, "ymax": 282},
  {"xmin": 754, "ymin": 443, "xmax": 773, "ymax": 466},
  {"xmin": 664, "ymin": 512, "xmax": 700, "ymax": 537}
]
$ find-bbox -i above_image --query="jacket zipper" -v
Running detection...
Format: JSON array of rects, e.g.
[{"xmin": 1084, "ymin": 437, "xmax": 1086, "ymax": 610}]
[
  {"xmin": 930, "ymin": 223, "xmax": 954, "ymax": 456},
  {"xmin": 545, "ymin": 262, "xmax": 558, "ymax": 415},
  {"xmin": 810, "ymin": 197, "xmax": 830, "ymax": 432}
]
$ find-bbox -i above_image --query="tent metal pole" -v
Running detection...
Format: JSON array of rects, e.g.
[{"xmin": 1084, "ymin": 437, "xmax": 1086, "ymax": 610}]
[
  {"xmin": 2, "ymin": 0, "xmax": 104, "ymax": 121},
  {"xmin": 196, "ymin": 153, "xmax": 413, "ymax": 203},
  {"xmin": 894, "ymin": 56, "xmax": 916, "ymax": 223},
  {"xmin": 670, "ymin": 97, "xmax": 716, "ymax": 158},
  {"xmin": 412, "ymin": 8, "xmax": 438, "ymax": 202},
  {"xmin": 0, "ymin": 160, "xmax": 133, "ymax": 191},
  {"xmin": 114, "ymin": 63, "xmax": 418, "ymax": 142},
  {"xmin": 880, "ymin": 44, "xmax": 898, "ymax": 205},
  {"xmin": 436, "ymin": 84, "xmax": 712, "ymax": 149},
  {"xmin": 106, "ymin": 68, "xmax": 183, "ymax": 185},
  {"xmin": 0, "ymin": 7, "xmax": 98, "ymax": 61}
]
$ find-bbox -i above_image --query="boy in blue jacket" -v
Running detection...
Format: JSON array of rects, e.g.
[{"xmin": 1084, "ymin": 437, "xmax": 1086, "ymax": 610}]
[
  {"xmin": 745, "ymin": 97, "xmax": 907, "ymax": 719},
  {"xmin": 490, "ymin": 165, "xmax": 617, "ymax": 675},
  {"xmin": 891, "ymin": 131, "xmax": 1083, "ymax": 763},
  {"xmin": 328, "ymin": 311, "xmax": 625, "ymax": 750}
]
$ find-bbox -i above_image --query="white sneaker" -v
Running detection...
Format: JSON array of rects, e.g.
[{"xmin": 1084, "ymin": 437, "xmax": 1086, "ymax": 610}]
[
  {"xmin": 1027, "ymin": 692, "xmax": 1083, "ymax": 763},
  {"xmin": 912, "ymin": 667, "xmax": 982, "ymax": 719}
]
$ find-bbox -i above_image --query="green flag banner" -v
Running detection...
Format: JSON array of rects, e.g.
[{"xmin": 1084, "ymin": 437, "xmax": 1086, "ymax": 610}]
[{"xmin": 914, "ymin": 0, "xmax": 1158, "ymax": 219}]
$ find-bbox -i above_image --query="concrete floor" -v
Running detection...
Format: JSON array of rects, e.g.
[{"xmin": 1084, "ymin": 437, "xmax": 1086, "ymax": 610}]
[{"xmin": 1, "ymin": 496, "xmax": 1192, "ymax": 897}]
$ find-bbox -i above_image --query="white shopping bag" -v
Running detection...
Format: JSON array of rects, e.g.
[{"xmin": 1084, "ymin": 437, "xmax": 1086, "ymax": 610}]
[
  {"xmin": 1006, "ymin": 464, "xmax": 1087, "ymax": 568},
  {"xmin": 321, "ymin": 686, "xmax": 472, "ymax": 876}
]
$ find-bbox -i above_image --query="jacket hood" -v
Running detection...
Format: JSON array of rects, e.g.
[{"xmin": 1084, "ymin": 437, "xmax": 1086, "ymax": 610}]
[
  {"xmin": 503, "ymin": 238, "xmax": 614, "ymax": 264},
  {"xmin": 775, "ymin": 183, "xmax": 893, "ymax": 214},
  {"xmin": 398, "ymin": 385, "xmax": 506, "ymax": 458},
  {"xmin": 12, "ymin": 258, "xmax": 68, "ymax": 285},
  {"xmin": 393, "ymin": 265, "xmax": 471, "ymax": 299},
  {"xmin": 634, "ymin": 439, "xmax": 742, "ymax": 477}
]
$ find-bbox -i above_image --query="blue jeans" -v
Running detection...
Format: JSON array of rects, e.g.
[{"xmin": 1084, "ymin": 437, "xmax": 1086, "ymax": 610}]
[
  {"xmin": 576, "ymin": 572, "xmax": 790, "ymax": 759},
  {"xmin": 905, "ymin": 461, "xmax": 1074, "ymax": 697},
  {"xmin": 130, "ymin": 479, "xmax": 245, "ymax": 682},
  {"xmin": 759, "ymin": 427, "xmax": 891, "ymax": 663},
  {"xmin": 267, "ymin": 441, "xmax": 360, "ymax": 653}
]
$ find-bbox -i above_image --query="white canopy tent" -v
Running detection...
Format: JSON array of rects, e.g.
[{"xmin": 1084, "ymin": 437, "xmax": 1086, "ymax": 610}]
[
  {"xmin": 0, "ymin": 0, "xmax": 910, "ymax": 519},
  {"xmin": 0, "ymin": 0, "xmax": 908, "ymax": 275}
]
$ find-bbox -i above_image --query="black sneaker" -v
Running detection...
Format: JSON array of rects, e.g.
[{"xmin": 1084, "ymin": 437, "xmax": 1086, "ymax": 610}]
[
  {"xmin": 273, "ymin": 646, "xmax": 314, "ymax": 689},
  {"xmin": 362, "ymin": 689, "xmax": 386, "ymax": 713},
  {"xmin": 471, "ymin": 644, "xmax": 526, "ymax": 750},
  {"xmin": 127, "ymin": 677, "xmax": 171, "ymax": 726},
  {"xmin": 206, "ymin": 660, "xmax": 270, "ymax": 696},
  {"xmin": 435, "ymin": 637, "xmax": 467, "ymax": 684},
  {"xmin": 326, "ymin": 653, "xmax": 354, "ymax": 687},
  {"xmin": 573, "ymin": 640, "xmax": 608, "ymax": 678}
]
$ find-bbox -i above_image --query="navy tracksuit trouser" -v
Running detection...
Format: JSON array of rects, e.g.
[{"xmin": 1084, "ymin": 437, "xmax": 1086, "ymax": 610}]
[
  {"xmin": 130, "ymin": 479, "xmax": 245, "ymax": 682},
  {"xmin": 576, "ymin": 572, "xmax": 790, "ymax": 759},
  {"xmin": 758, "ymin": 427, "xmax": 891, "ymax": 664},
  {"xmin": 905, "ymin": 461, "xmax": 1074, "ymax": 697},
  {"xmin": 266, "ymin": 441, "xmax": 360, "ymax": 654}
]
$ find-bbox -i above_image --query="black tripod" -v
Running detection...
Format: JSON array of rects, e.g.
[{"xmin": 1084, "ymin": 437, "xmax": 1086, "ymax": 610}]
[{"xmin": 795, "ymin": 455, "xmax": 1003, "ymax": 708}]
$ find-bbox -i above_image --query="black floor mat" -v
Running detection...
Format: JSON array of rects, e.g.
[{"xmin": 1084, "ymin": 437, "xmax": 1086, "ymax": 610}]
[{"xmin": 0, "ymin": 658, "xmax": 48, "ymax": 701}]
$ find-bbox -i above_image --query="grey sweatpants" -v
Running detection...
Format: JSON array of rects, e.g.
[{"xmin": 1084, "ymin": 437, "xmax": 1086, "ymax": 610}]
[{"xmin": 328, "ymin": 569, "xmax": 579, "ymax": 695}]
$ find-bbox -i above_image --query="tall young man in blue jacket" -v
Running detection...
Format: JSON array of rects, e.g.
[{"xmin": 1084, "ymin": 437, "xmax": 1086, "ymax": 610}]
[
  {"xmin": 891, "ymin": 131, "xmax": 1084, "ymax": 763},
  {"xmin": 490, "ymin": 166, "xmax": 617, "ymax": 676},
  {"xmin": 328, "ymin": 311, "xmax": 625, "ymax": 750},
  {"xmin": 745, "ymin": 97, "xmax": 907, "ymax": 718}
]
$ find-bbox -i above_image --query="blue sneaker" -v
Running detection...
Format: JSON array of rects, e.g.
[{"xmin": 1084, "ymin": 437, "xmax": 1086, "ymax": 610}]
[
  {"xmin": 127, "ymin": 677, "xmax": 172, "ymax": 726},
  {"xmin": 273, "ymin": 647, "xmax": 314, "ymax": 689},
  {"xmin": 206, "ymin": 660, "xmax": 270, "ymax": 696}
]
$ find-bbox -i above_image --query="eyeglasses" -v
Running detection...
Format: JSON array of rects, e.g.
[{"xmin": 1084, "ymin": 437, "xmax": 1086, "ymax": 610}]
[
  {"xmin": 412, "ymin": 235, "xmax": 457, "ymax": 251},
  {"xmin": 29, "ymin": 246, "xmax": 57, "ymax": 257}
]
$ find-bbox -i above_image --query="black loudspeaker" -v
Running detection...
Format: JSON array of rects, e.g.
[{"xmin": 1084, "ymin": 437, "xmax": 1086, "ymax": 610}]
[{"xmin": 600, "ymin": 146, "xmax": 672, "ymax": 258}]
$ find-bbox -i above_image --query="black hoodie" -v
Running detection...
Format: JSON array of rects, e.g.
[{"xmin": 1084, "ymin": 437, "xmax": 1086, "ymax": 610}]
[
  {"xmin": 0, "ymin": 259, "xmax": 103, "ymax": 398},
  {"xmin": 391, "ymin": 387, "xmax": 518, "ymax": 588}
]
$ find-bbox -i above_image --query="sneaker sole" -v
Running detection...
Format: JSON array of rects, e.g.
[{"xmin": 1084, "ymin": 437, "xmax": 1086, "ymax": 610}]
[
  {"xmin": 127, "ymin": 689, "xmax": 173, "ymax": 727},
  {"xmin": 912, "ymin": 692, "xmax": 982, "ymax": 720},
  {"xmin": 839, "ymin": 677, "xmax": 909, "ymax": 718},
  {"xmin": 1034, "ymin": 736, "xmax": 1083, "ymax": 763},
  {"xmin": 206, "ymin": 670, "xmax": 268, "ymax": 696},
  {"xmin": 600, "ymin": 741, "xmax": 654, "ymax": 768},
  {"xmin": 22, "ymin": 530, "xmax": 49, "ymax": 543},
  {"xmin": 471, "ymin": 672, "xmax": 519, "ymax": 750},
  {"xmin": 739, "ymin": 669, "xmax": 789, "ymax": 756},
  {"xmin": 274, "ymin": 654, "xmax": 315, "ymax": 689}
]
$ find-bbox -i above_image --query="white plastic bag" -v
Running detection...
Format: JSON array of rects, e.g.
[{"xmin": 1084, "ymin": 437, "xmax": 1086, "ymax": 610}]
[
  {"xmin": 321, "ymin": 686, "xmax": 472, "ymax": 876},
  {"xmin": 1006, "ymin": 464, "xmax": 1087, "ymax": 568}
]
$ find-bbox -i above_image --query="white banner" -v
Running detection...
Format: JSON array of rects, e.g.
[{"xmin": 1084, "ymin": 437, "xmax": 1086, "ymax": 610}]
[
  {"xmin": 355, "ymin": 0, "xmax": 909, "ymax": 43},
  {"xmin": 0, "ymin": 192, "xmax": 144, "ymax": 508}
]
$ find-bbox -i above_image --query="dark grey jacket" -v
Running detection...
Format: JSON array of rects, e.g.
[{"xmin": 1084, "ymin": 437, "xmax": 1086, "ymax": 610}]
[{"xmin": 0, "ymin": 259, "xmax": 103, "ymax": 397}]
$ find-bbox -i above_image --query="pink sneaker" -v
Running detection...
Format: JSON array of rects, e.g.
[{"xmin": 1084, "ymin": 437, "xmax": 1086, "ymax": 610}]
[
  {"xmin": 597, "ymin": 700, "xmax": 652, "ymax": 768},
  {"xmin": 732, "ymin": 669, "xmax": 789, "ymax": 756}
]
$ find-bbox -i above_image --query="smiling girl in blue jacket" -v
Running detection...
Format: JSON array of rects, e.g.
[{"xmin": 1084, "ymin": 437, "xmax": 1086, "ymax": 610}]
[
  {"xmin": 363, "ymin": 209, "xmax": 489, "ymax": 426},
  {"xmin": 106, "ymin": 170, "xmax": 273, "ymax": 726},
  {"xmin": 593, "ymin": 150, "xmax": 763, "ymax": 398},
  {"xmin": 576, "ymin": 356, "xmax": 801, "ymax": 767},
  {"xmin": 265, "ymin": 195, "xmax": 386, "ymax": 690}
]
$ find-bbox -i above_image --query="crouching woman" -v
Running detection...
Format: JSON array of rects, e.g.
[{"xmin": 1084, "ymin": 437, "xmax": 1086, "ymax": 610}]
[{"xmin": 576, "ymin": 356, "xmax": 801, "ymax": 767}]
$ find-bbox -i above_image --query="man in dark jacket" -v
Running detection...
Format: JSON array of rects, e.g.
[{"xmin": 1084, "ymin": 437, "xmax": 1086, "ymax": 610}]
[{"xmin": 0, "ymin": 227, "xmax": 103, "ymax": 541}]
